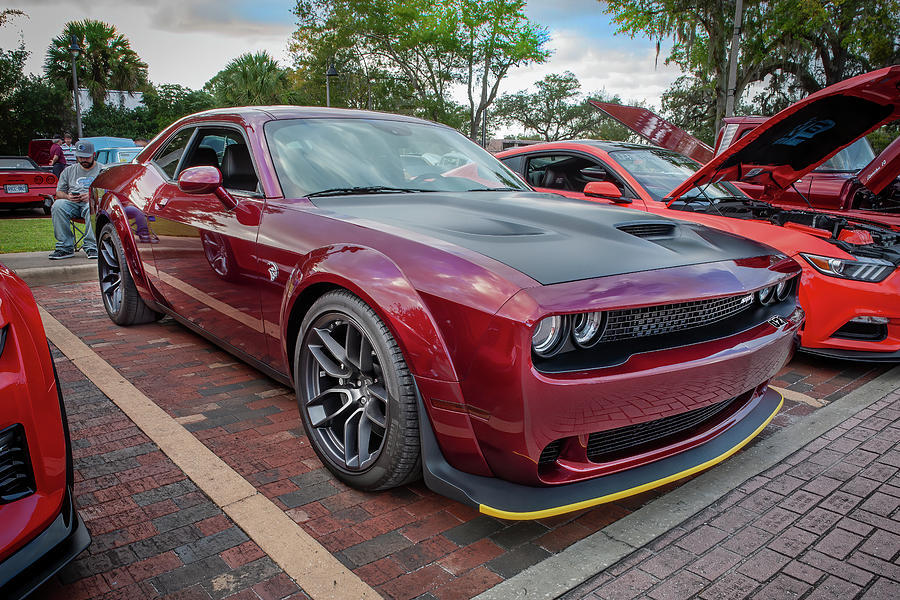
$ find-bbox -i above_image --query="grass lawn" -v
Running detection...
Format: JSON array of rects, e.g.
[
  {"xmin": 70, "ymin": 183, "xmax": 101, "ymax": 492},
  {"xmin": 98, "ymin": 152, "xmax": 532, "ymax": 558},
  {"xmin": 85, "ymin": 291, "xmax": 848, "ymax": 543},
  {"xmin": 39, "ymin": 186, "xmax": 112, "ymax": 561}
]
[{"xmin": 0, "ymin": 218, "xmax": 56, "ymax": 253}]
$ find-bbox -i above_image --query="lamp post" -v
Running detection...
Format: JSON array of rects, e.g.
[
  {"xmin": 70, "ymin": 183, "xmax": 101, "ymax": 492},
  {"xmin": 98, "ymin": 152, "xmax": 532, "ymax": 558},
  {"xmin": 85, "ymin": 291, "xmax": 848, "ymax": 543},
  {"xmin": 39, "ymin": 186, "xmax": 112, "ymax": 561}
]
[
  {"xmin": 325, "ymin": 61, "xmax": 338, "ymax": 107},
  {"xmin": 69, "ymin": 34, "xmax": 83, "ymax": 138}
]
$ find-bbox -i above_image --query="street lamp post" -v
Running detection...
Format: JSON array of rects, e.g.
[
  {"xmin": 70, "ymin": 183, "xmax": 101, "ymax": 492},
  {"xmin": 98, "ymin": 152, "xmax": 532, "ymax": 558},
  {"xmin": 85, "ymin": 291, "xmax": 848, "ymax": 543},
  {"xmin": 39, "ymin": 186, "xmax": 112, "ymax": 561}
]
[
  {"xmin": 69, "ymin": 34, "xmax": 83, "ymax": 138},
  {"xmin": 325, "ymin": 61, "xmax": 338, "ymax": 107}
]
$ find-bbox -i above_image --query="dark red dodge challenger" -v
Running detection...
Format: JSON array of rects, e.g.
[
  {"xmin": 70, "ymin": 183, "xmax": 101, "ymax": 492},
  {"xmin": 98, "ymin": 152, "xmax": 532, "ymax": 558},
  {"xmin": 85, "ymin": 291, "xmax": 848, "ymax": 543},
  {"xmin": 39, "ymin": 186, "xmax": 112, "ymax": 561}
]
[
  {"xmin": 90, "ymin": 107, "xmax": 803, "ymax": 519},
  {"xmin": 0, "ymin": 264, "xmax": 90, "ymax": 598}
]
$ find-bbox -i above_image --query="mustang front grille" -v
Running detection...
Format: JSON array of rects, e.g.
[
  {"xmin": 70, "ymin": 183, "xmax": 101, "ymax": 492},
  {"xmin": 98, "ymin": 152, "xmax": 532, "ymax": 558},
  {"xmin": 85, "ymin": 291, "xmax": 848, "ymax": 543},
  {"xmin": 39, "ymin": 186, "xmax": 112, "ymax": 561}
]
[
  {"xmin": 586, "ymin": 393, "xmax": 745, "ymax": 463},
  {"xmin": 600, "ymin": 293, "xmax": 755, "ymax": 342},
  {"xmin": 0, "ymin": 424, "xmax": 35, "ymax": 504}
]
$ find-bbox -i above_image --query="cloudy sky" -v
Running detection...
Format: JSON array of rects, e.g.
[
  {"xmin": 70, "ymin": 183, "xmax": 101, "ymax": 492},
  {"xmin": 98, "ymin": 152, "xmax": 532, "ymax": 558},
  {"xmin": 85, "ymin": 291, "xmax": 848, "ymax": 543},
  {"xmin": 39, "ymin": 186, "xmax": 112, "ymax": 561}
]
[{"xmin": 1, "ymin": 0, "xmax": 681, "ymax": 110}]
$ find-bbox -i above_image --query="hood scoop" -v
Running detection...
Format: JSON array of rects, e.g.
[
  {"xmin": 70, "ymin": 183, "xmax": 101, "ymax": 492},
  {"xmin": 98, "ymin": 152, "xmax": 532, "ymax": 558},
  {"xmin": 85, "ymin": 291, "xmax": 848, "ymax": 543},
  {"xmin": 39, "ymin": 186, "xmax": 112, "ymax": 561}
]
[{"xmin": 617, "ymin": 222, "xmax": 677, "ymax": 239}]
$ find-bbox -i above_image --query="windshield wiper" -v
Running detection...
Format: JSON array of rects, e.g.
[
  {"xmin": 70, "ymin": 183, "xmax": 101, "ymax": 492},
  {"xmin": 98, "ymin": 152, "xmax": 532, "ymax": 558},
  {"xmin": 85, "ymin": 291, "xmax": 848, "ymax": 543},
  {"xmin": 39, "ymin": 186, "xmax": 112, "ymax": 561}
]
[
  {"xmin": 466, "ymin": 187, "xmax": 521, "ymax": 192},
  {"xmin": 307, "ymin": 186, "xmax": 425, "ymax": 197}
]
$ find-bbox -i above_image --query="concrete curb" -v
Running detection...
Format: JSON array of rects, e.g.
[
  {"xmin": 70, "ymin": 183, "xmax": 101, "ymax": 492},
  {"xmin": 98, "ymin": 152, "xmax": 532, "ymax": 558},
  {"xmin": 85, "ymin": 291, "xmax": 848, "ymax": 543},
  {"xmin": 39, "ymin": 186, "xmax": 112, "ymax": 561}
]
[
  {"xmin": 0, "ymin": 251, "xmax": 96, "ymax": 286},
  {"xmin": 476, "ymin": 366, "xmax": 900, "ymax": 600}
]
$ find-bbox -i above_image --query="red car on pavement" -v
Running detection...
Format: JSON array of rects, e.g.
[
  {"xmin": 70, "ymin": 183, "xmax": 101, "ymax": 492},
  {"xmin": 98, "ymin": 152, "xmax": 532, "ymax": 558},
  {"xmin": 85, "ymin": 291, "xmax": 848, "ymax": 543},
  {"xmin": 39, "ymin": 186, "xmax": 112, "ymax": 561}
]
[
  {"xmin": 90, "ymin": 106, "xmax": 801, "ymax": 519},
  {"xmin": 0, "ymin": 264, "xmax": 90, "ymax": 599},
  {"xmin": 0, "ymin": 157, "xmax": 56, "ymax": 215},
  {"xmin": 498, "ymin": 68, "xmax": 900, "ymax": 362}
]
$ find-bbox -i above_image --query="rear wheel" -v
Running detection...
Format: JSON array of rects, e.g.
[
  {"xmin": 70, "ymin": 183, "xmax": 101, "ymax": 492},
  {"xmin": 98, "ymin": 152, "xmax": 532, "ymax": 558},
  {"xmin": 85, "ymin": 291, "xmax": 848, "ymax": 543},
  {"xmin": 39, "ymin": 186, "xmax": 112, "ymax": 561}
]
[
  {"xmin": 98, "ymin": 223, "xmax": 162, "ymax": 325},
  {"xmin": 295, "ymin": 290, "xmax": 420, "ymax": 491}
]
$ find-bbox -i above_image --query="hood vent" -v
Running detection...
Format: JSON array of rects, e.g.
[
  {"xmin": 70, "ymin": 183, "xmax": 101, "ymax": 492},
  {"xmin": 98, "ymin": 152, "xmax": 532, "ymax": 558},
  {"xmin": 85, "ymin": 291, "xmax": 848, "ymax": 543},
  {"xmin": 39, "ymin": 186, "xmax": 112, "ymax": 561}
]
[{"xmin": 617, "ymin": 222, "xmax": 677, "ymax": 239}]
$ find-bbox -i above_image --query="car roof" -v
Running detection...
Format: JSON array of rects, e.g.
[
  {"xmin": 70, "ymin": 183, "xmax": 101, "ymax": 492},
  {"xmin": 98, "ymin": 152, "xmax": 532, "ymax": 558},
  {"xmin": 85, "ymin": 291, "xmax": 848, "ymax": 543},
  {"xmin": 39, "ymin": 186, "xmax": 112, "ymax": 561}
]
[{"xmin": 187, "ymin": 105, "xmax": 443, "ymax": 127}]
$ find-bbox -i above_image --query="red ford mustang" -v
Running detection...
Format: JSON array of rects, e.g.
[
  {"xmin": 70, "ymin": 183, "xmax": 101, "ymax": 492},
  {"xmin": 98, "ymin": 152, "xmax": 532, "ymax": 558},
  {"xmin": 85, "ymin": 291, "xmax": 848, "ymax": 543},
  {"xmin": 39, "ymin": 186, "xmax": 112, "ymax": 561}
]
[
  {"xmin": 499, "ymin": 68, "xmax": 900, "ymax": 362},
  {"xmin": 90, "ymin": 107, "xmax": 802, "ymax": 519},
  {"xmin": 0, "ymin": 157, "xmax": 56, "ymax": 215},
  {"xmin": 0, "ymin": 264, "xmax": 90, "ymax": 599}
]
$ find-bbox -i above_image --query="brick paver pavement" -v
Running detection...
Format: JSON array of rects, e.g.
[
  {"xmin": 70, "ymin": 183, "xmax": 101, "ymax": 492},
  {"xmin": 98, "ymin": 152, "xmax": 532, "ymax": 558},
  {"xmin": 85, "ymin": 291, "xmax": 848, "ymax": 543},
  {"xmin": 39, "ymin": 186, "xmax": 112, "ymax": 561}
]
[
  {"xmin": 563, "ymin": 388, "xmax": 900, "ymax": 599},
  {"xmin": 33, "ymin": 346, "xmax": 309, "ymax": 600}
]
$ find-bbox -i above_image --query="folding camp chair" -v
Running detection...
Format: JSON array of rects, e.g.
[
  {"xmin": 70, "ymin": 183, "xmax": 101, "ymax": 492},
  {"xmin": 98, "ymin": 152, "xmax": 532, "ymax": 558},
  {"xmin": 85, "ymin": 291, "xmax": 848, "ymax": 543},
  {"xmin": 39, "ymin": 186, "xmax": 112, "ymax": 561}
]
[{"xmin": 71, "ymin": 218, "xmax": 87, "ymax": 252}]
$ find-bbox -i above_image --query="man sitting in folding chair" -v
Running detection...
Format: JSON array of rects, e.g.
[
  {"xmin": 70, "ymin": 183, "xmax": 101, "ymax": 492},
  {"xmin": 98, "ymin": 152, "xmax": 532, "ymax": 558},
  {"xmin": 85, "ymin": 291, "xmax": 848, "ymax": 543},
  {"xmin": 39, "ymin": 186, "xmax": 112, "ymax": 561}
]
[{"xmin": 50, "ymin": 141, "xmax": 103, "ymax": 260}]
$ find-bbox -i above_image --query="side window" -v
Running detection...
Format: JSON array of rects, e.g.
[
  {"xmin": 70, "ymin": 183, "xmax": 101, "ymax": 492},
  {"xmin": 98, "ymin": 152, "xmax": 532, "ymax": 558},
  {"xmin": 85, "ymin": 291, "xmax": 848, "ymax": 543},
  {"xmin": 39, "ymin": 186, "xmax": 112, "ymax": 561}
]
[
  {"xmin": 154, "ymin": 128, "xmax": 194, "ymax": 180},
  {"xmin": 182, "ymin": 128, "xmax": 259, "ymax": 194},
  {"xmin": 526, "ymin": 155, "xmax": 595, "ymax": 192}
]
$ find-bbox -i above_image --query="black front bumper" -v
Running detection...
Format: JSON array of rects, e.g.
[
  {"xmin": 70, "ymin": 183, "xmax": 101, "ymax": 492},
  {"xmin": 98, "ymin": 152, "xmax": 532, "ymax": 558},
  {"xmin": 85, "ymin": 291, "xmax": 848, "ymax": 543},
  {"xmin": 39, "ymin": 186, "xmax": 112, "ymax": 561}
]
[
  {"xmin": 802, "ymin": 346, "xmax": 900, "ymax": 362},
  {"xmin": 420, "ymin": 388, "xmax": 783, "ymax": 520},
  {"xmin": 0, "ymin": 486, "xmax": 91, "ymax": 600}
]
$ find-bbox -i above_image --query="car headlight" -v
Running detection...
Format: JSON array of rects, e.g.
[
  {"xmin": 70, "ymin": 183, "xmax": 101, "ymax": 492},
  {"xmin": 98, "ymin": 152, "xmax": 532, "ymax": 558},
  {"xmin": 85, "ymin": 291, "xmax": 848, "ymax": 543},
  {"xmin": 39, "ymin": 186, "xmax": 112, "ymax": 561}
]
[
  {"xmin": 757, "ymin": 285, "xmax": 776, "ymax": 305},
  {"xmin": 775, "ymin": 279, "xmax": 790, "ymax": 301},
  {"xmin": 572, "ymin": 312, "xmax": 606, "ymax": 348},
  {"xmin": 532, "ymin": 316, "xmax": 568, "ymax": 357},
  {"xmin": 800, "ymin": 253, "xmax": 896, "ymax": 283}
]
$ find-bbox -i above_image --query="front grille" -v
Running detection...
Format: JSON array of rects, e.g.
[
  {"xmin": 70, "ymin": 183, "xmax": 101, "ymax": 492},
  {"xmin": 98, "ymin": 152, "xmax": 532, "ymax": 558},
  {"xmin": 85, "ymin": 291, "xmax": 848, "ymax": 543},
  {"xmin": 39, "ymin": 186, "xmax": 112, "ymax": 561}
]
[
  {"xmin": 587, "ymin": 394, "xmax": 744, "ymax": 463},
  {"xmin": 0, "ymin": 424, "xmax": 35, "ymax": 504},
  {"xmin": 617, "ymin": 222, "xmax": 676, "ymax": 238},
  {"xmin": 832, "ymin": 321, "xmax": 888, "ymax": 342},
  {"xmin": 600, "ymin": 293, "xmax": 754, "ymax": 342}
]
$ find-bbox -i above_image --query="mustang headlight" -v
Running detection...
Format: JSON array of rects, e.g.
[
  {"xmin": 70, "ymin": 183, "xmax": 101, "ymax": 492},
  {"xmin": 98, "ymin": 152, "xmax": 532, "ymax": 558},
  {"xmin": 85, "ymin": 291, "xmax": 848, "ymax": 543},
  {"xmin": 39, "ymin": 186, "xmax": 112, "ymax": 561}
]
[
  {"xmin": 532, "ymin": 316, "xmax": 568, "ymax": 357},
  {"xmin": 572, "ymin": 312, "xmax": 606, "ymax": 348},
  {"xmin": 800, "ymin": 253, "xmax": 895, "ymax": 283}
]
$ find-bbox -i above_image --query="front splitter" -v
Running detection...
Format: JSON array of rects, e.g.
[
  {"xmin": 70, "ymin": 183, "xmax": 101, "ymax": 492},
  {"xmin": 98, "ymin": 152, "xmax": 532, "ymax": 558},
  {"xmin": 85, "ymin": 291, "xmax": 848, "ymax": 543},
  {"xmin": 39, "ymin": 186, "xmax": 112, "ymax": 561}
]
[{"xmin": 420, "ymin": 388, "xmax": 783, "ymax": 520}]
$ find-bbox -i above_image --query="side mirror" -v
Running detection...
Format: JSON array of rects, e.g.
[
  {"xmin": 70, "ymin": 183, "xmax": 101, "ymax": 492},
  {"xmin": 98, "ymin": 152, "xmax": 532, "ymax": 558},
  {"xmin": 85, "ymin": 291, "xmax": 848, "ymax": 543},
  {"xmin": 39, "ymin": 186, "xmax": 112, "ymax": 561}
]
[
  {"xmin": 177, "ymin": 166, "xmax": 237, "ymax": 210},
  {"xmin": 584, "ymin": 181, "xmax": 631, "ymax": 204}
]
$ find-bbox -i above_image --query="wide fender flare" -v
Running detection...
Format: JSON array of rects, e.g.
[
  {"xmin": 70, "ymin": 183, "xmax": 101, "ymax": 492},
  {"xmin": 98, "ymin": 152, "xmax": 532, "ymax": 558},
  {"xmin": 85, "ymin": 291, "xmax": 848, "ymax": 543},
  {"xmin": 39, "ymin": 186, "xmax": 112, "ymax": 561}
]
[
  {"xmin": 97, "ymin": 194, "xmax": 151, "ymax": 294},
  {"xmin": 280, "ymin": 244, "xmax": 459, "ymax": 382}
]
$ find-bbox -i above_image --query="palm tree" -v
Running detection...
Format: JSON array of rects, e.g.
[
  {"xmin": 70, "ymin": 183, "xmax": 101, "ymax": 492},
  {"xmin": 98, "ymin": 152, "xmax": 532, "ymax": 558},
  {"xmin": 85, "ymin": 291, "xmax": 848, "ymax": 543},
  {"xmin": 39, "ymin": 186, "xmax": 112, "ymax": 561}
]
[
  {"xmin": 44, "ymin": 19, "xmax": 149, "ymax": 106},
  {"xmin": 205, "ymin": 52, "xmax": 291, "ymax": 107}
]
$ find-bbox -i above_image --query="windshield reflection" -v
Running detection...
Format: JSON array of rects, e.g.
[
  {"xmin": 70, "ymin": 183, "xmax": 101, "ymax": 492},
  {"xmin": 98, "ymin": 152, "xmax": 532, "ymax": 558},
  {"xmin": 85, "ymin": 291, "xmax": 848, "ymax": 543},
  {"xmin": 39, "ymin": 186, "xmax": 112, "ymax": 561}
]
[
  {"xmin": 265, "ymin": 117, "xmax": 529, "ymax": 198},
  {"xmin": 816, "ymin": 138, "xmax": 875, "ymax": 172},
  {"xmin": 609, "ymin": 148, "xmax": 741, "ymax": 201}
]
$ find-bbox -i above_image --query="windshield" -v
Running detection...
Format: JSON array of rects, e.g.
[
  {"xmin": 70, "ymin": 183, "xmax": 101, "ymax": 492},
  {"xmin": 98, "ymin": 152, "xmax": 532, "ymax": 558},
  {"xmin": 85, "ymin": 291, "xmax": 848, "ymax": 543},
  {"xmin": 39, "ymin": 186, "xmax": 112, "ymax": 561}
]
[
  {"xmin": 265, "ymin": 117, "xmax": 529, "ymax": 198},
  {"xmin": 815, "ymin": 137, "xmax": 875, "ymax": 172},
  {"xmin": 113, "ymin": 148, "xmax": 140, "ymax": 163},
  {"xmin": 0, "ymin": 157, "xmax": 37, "ymax": 170},
  {"xmin": 609, "ymin": 148, "xmax": 744, "ymax": 201}
]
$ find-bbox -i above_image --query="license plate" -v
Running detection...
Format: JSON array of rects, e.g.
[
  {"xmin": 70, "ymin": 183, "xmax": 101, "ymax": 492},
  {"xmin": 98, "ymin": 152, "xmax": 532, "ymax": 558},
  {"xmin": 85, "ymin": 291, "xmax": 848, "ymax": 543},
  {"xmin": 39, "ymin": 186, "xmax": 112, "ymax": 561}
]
[{"xmin": 4, "ymin": 184, "xmax": 27, "ymax": 194}]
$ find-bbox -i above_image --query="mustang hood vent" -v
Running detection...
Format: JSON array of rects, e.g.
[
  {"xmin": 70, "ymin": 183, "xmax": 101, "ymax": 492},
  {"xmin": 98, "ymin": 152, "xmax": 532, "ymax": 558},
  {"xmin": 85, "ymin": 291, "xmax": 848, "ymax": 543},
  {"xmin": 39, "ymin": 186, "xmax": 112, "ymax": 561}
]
[{"xmin": 616, "ymin": 222, "xmax": 677, "ymax": 239}]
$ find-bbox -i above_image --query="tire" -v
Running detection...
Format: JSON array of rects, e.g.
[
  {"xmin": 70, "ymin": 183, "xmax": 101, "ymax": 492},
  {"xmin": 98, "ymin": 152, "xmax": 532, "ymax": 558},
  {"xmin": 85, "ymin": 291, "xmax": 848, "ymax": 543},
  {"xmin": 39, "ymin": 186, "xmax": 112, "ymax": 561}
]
[
  {"xmin": 294, "ymin": 290, "xmax": 421, "ymax": 491},
  {"xmin": 97, "ymin": 223, "xmax": 162, "ymax": 325}
]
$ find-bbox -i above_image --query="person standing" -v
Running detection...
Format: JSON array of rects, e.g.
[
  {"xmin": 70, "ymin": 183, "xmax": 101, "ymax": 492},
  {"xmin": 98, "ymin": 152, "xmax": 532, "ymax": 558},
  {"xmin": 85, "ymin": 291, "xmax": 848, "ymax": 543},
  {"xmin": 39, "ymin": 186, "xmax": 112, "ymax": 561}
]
[
  {"xmin": 48, "ymin": 136, "xmax": 67, "ymax": 177},
  {"xmin": 49, "ymin": 141, "xmax": 103, "ymax": 260},
  {"xmin": 60, "ymin": 132, "xmax": 77, "ymax": 165}
]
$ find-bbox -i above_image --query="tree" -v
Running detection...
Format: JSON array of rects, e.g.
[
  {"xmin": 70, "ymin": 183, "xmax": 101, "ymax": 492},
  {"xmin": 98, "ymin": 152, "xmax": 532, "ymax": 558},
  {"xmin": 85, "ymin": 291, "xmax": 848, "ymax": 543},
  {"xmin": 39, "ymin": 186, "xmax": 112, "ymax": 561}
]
[
  {"xmin": 0, "ymin": 44, "xmax": 71, "ymax": 154},
  {"xmin": 205, "ymin": 52, "xmax": 292, "ymax": 107},
  {"xmin": 290, "ymin": 0, "xmax": 549, "ymax": 137},
  {"xmin": 493, "ymin": 72, "xmax": 635, "ymax": 141},
  {"xmin": 143, "ymin": 84, "xmax": 216, "ymax": 133},
  {"xmin": 44, "ymin": 20, "xmax": 149, "ymax": 106}
]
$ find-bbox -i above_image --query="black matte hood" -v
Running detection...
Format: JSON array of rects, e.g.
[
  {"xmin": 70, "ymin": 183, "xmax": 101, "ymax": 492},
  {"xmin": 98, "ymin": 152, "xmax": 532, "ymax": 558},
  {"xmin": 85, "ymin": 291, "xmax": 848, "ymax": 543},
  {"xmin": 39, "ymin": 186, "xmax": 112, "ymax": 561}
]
[{"xmin": 311, "ymin": 191, "xmax": 780, "ymax": 285}]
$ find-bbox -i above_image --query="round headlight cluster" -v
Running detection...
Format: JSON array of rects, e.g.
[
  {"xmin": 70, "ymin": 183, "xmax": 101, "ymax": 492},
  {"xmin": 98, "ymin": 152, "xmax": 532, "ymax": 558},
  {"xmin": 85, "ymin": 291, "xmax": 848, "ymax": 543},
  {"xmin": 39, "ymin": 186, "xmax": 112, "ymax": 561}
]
[
  {"xmin": 757, "ymin": 277, "xmax": 793, "ymax": 305},
  {"xmin": 532, "ymin": 312, "xmax": 607, "ymax": 358}
]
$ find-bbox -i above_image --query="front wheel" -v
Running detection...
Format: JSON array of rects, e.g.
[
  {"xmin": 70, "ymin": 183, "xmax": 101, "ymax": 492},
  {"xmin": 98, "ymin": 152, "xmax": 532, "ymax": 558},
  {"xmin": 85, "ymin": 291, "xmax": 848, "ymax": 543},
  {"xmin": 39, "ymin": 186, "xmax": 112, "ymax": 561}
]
[
  {"xmin": 98, "ymin": 223, "xmax": 162, "ymax": 325},
  {"xmin": 295, "ymin": 290, "xmax": 420, "ymax": 491}
]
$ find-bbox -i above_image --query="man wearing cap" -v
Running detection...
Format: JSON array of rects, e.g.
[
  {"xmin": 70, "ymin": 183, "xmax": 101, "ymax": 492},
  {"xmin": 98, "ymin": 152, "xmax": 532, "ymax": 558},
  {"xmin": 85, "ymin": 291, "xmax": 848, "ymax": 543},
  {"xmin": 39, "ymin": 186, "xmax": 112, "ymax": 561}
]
[{"xmin": 49, "ymin": 140, "xmax": 104, "ymax": 260}]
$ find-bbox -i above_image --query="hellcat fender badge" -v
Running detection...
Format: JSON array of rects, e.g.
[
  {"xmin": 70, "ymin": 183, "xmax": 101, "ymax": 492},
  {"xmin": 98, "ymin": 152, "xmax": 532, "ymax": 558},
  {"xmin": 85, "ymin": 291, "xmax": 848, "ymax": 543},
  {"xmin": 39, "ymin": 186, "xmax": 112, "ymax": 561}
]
[{"xmin": 264, "ymin": 261, "xmax": 279, "ymax": 282}]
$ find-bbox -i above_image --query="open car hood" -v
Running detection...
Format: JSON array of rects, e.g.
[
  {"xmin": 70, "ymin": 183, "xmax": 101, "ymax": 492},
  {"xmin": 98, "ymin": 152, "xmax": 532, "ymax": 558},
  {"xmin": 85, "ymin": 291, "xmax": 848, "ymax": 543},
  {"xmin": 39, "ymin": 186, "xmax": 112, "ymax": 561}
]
[
  {"xmin": 857, "ymin": 133, "xmax": 900, "ymax": 195},
  {"xmin": 589, "ymin": 101, "xmax": 714, "ymax": 164},
  {"xmin": 666, "ymin": 65, "xmax": 900, "ymax": 203}
]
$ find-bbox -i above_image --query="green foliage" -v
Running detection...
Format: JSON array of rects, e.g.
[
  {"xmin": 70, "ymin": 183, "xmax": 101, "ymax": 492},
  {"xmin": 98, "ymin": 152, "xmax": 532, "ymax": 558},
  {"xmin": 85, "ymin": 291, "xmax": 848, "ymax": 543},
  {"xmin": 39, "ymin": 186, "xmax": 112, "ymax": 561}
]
[
  {"xmin": 290, "ymin": 0, "xmax": 549, "ymax": 137},
  {"xmin": 82, "ymin": 102, "xmax": 154, "ymax": 139},
  {"xmin": 493, "ymin": 71, "xmax": 636, "ymax": 142},
  {"xmin": 0, "ymin": 44, "xmax": 71, "ymax": 155},
  {"xmin": 601, "ymin": 0, "xmax": 900, "ymax": 140},
  {"xmin": 142, "ymin": 84, "xmax": 216, "ymax": 134},
  {"xmin": 205, "ymin": 52, "xmax": 292, "ymax": 107}
]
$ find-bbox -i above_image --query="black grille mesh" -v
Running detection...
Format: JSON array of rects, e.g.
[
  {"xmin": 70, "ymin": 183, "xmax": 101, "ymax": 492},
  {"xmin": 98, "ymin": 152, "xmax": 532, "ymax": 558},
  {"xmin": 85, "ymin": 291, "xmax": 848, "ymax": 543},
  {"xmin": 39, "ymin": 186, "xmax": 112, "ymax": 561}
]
[
  {"xmin": 587, "ymin": 394, "xmax": 742, "ymax": 462},
  {"xmin": 617, "ymin": 223, "xmax": 676, "ymax": 238},
  {"xmin": 538, "ymin": 439, "xmax": 564, "ymax": 466},
  {"xmin": 0, "ymin": 424, "xmax": 35, "ymax": 504},
  {"xmin": 600, "ymin": 293, "xmax": 754, "ymax": 342}
]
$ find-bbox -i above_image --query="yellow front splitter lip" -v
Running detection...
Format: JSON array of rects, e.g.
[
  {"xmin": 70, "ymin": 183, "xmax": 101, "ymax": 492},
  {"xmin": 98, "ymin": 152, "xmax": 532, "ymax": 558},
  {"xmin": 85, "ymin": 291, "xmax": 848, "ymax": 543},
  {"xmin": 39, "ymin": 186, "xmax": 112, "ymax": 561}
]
[{"xmin": 421, "ymin": 388, "xmax": 783, "ymax": 521}]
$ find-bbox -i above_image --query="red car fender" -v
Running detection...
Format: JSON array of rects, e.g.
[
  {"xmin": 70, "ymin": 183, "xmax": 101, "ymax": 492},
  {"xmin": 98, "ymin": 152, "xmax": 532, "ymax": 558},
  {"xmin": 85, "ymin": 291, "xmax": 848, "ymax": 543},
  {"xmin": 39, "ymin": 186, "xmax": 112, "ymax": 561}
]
[
  {"xmin": 96, "ymin": 194, "xmax": 153, "ymax": 299},
  {"xmin": 280, "ymin": 245, "xmax": 460, "ymax": 383}
]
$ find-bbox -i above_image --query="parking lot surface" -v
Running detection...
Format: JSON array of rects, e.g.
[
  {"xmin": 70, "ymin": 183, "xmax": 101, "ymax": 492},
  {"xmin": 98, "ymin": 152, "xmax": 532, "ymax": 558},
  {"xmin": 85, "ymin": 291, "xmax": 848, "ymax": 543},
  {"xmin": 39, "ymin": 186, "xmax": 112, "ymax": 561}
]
[{"xmin": 24, "ymin": 280, "xmax": 899, "ymax": 599}]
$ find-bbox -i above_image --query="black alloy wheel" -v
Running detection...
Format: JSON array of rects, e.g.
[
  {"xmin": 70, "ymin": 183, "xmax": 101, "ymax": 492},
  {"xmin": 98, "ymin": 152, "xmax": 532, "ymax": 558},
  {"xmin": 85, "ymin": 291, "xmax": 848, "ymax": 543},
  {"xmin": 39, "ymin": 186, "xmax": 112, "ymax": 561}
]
[
  {"xmin": 295, "ymin": 291, "xmax": 420, "ymax": 491},
  {"xmin": 98, "ymin": 223, "xmax": 161, "ymax": 325}
]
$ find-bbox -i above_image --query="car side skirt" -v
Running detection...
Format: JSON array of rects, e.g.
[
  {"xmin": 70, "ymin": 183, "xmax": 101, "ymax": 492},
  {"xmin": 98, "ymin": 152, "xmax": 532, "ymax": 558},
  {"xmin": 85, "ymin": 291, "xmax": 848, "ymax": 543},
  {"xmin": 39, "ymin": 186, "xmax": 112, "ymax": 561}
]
[
  {"xmin": 420, "ymin": 389, "xmax": 783, "ymax": 520},
  {"xmin": 801, "ymin": 346, "xmax": 900, "ymax": 362}
]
